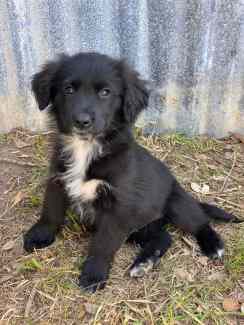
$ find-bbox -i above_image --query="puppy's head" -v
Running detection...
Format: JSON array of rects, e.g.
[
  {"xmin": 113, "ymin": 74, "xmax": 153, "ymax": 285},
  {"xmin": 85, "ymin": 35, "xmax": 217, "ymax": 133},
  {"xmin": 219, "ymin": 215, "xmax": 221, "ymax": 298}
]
[{"xmin": 32, "ymin": 52, "xmax": 149, "ymax": 137}]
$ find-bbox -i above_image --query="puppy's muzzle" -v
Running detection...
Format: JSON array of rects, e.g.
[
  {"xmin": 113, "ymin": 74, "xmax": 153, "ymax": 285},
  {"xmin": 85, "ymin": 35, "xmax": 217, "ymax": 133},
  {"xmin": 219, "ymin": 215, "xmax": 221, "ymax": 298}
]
[{"xmin": 73, "ymin": 113, "xmax": 94, "ymax": 130}]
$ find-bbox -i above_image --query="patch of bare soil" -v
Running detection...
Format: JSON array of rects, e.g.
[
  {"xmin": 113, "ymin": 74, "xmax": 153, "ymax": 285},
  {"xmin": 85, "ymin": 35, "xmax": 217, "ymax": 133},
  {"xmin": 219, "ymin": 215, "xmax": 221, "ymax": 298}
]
[{"xmin": 0, "ymin": 129, "xmax": 243, "ymax": 324}]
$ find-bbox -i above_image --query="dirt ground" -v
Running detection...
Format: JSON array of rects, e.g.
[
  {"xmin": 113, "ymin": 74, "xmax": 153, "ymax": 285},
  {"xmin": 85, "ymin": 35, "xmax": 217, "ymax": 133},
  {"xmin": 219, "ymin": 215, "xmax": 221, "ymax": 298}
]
[{"xmin": 0, "ymin": 129, "xmax": 243, "ymax": 325}]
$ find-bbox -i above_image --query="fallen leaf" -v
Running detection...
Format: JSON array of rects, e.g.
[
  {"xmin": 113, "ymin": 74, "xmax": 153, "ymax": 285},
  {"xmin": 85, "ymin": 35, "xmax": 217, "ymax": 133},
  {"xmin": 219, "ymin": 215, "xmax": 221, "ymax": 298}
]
[
  {"xmin": 201, "ymin": 184, "xmax": 210, "ymax": 194},
  {"xmin": 212, "ymin": 175, "xmax": 225, "ymax": 181},
  {"xmin": 225, "ymin": 144, "xmax": 233, "ymax": 151},
  {"xmin": 12, "ymin": 191, "xmax": 26, "ymax": 206},
  {"xmin": 84, "ymin": 303, "xmax": 99, "ymax": 315},
  {"xmin": 2, "ymin": 240, "xmax": 15, "ymax": 251},
  {"xmin": 238, "ymin": 294, "xmax": 244, "ymax": 303},
  {"xmin": 241, "ymin": 303, "xmax": 244, "ymax": 313},
  {"xmin": 222, "ymin": 298, "xmax": 240, "ymax": 312},
  {"xmin": 191, "ymin": 182, "xmax": 209, "ymax": 194},
  {"xmin": 207, "ymin": 164, "xmax": 218, "ymax": 170},
  {"xmin": 231, "ymin": 289, "xmax": 244, "ymax": 303},
  {"xmin": 224, "ymin": 152, "xmax": 233, "ymax": 159},
  {"xmin": 196, "ymin": 304, "xmax": 204, "ymax": 313},
  {"xmin": 191, "ymin": 182, "xmax": 201, "ymax": 193},
  {"xmin": 240, "ymin": 144, "xmax": 244, "ymax": 153},
  {"xmin": 14, "ymin": 138, "xmax": 29, "ymax": 148},
  {"xmin": 207, "ymin": 271, "xmax": 226, "ymax": 281},
  {"xmin": 197, "ymin": 154, "xmax": 208, "ymax": 160},
  {"xmin": 231, "ymin": 132, "xmax": 244, "ymax": 144},
  {"xmin": 198, "ymin": 256, "xmax": 208, "ymax": 266},
  {"xmin": 18, "ymin": 154, "xmax": 30, "ymax": 158},
  {"xmin": 0, "ymin": 275, "xmax": 13, "ymax": 284},
  {"xmin": 175, "ymin": 268, "xmax": 194, "ymax": 282},
  {"xmin": 78, "ymin": 305, "xmax": 86, "ymax": 320}
]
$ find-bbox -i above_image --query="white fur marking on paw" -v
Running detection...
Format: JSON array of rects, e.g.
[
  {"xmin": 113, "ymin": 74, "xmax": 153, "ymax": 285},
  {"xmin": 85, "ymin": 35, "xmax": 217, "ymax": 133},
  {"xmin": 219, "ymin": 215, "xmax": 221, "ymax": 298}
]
[
  {"xmin": 129, "ymin": 259, "xmax": 154, "ymax": 278},
  {"xmin": 217, "ymin": 248, "xmax": 224, "ymax": 259}
]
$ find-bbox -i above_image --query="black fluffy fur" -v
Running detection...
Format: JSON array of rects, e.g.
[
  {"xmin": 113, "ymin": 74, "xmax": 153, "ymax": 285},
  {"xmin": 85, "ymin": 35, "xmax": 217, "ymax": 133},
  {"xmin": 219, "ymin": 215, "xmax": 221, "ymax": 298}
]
[{"xmin": 24, "ymin": 52, "xmax": 240, "ymax": 292}]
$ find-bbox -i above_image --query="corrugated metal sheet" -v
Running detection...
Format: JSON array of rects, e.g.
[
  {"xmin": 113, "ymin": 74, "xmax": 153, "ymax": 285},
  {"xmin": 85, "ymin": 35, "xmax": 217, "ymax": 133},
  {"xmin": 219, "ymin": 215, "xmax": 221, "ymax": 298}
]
[{"xmin": 0, "ymin": 0, "xmax": 244, "ymax": 137}]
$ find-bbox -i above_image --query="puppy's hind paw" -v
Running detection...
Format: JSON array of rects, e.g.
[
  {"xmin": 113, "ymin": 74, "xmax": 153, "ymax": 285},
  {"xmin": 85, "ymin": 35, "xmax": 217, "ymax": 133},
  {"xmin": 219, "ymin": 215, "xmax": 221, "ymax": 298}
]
[
  {"xmin": 129, "ymin": 259, "xmax": 155, "ymax": 278},
  {"xmin": 129, "ymin": 255, "xmax": 160, "ymax": 278},
  {"xmin": 196, "ymin": 224, "xmax": 224, "ymax": 260}
]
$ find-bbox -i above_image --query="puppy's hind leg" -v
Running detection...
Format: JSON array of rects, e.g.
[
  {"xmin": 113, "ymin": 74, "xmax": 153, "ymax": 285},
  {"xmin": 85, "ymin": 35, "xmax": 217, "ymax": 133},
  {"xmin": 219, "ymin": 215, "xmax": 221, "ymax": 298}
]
[
  {"xmin": 166, "ymin": 183, "xmax": 224, "ymax": 259},
  {"xmin": 128, "ymin": 219, "xmax": 172, "ymax": 278}
]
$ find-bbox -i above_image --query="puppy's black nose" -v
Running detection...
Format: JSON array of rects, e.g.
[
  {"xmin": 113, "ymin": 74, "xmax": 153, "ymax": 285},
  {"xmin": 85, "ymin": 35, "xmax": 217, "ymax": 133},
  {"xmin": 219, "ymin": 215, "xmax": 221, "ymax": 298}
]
[{"xmin": 74, "ymin": 113, "xmax": 93, "ymax": 129}]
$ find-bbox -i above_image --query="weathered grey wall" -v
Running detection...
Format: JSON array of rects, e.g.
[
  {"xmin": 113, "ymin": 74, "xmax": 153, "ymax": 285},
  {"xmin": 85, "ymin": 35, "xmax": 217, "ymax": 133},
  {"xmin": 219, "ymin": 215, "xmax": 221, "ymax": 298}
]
[{"xmin": 0, "ymin": 0, "xmax": 244, "ymax": 137}]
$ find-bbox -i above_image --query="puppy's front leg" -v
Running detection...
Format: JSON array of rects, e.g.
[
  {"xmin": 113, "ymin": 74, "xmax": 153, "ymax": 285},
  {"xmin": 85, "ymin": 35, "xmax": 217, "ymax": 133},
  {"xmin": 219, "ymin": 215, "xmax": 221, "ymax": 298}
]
[
  {"xmin": 24, "ymin": 177, "xmax": 69, "ymax": 252},
  {"xmin": 79, "ymin": 216, "xmax": 126, "ymax": 292}
]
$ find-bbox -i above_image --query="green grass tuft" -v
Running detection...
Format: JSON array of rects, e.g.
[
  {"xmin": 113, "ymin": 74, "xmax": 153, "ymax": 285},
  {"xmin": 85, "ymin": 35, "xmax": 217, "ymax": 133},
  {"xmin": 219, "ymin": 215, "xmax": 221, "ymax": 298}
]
[
  {"xmin": 18, "ymin": 258, "xmax": 43, "ymax": 273},
  {"xmin": 0, "ymin": 134, "xmax": 8, "ymax": 144},
  {"xmin": 65, "ymin": 209, "xmax": 82, "ymax": 232},
  {"xmin": 28, "ymin": 194, "xmax": 42, "ymax": 207},
  {"xmin": 33, "ymin": 135, "xmax": 47, "ymax": 162},
  {"xmin": 226, "ymin": 236, "xmax": 244, "ymax": 277},
  {"xmin": 165, "ymin": 133, "xmax": 221, "ymax": 153}
]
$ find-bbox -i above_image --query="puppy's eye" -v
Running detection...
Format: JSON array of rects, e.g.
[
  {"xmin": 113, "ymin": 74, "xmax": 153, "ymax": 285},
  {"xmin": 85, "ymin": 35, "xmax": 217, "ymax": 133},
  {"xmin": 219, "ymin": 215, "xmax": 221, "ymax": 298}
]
[
  {"xmin": 98, "ymin": 88, "xmax": 111, "ymax": 98},
  {"xmin": 64, "ymin": 85, "xmax": 74, "ymax": 95}
]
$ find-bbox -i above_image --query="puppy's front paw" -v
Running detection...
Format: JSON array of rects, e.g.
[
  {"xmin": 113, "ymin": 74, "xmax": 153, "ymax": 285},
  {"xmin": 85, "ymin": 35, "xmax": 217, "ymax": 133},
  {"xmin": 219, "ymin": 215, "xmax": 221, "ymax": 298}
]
[
  {"xmin": 79, "ymin": 257, "xmax": 109, "ymax": 293},
  {"xmin": 95, "ymin": 182, "xmax": 115, "ymax": 209},
  {"xmin": 196, "ymin": 224, "xmax": 224, "ymax": 259},
  {"xmin": 23, "ymin": 223, "xmax": 56, "ymax": 253}
]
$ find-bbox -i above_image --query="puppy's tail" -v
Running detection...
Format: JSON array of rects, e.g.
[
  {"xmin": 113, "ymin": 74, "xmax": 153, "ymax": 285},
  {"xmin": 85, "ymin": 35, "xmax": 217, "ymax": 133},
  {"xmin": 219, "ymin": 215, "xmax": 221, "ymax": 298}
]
[{"xmin": 200, "ymin": 202, "xmax": 243, "ymax": 223}]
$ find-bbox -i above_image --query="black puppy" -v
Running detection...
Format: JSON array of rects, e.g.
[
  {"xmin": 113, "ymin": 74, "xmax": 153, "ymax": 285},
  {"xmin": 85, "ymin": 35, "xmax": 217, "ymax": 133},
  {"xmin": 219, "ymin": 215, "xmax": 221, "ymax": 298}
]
[{"xmin": 24, "ymin": 52, "xmax": 238, "ymax": 292}]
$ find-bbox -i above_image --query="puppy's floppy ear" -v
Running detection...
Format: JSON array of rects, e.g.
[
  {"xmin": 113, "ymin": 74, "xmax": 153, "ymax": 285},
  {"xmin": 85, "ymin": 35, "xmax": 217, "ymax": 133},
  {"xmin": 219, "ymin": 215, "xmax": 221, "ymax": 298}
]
[
  {"xmin": 31, "ymin": 54, "xmax": 68, "ymax": 110},
  {"xmin": 119, "ymin": 61, "xmax": 150, "ymax": 124}
]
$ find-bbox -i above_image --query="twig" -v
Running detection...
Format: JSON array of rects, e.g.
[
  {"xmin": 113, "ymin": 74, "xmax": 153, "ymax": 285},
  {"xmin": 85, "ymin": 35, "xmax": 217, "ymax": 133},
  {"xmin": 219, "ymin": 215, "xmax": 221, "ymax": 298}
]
[
  {"xmin": 3, "ymin": 176, "xmax": 17, "ymax": 195},
  {"xmin": 0, "ymin": 193, "xmax": 27, "ymax": 220},
  {"xmin": 144, "ymin": 282, "xmax": 155, "ymax": 325},
  {"xmin": 220, "ymin": 152, "xmax": 237, "ymax": 192},
  {"xmin": 162, "ymin": 149, "xmax": 173, "ymax": 161},
  {"xmin": 0, "ymin": 275, "xmax": 13, "ymax": 284},
  {"xmin": 110, "ymin": 299, "xmax": 156, "ymax": 306},
  {"xmin": 176, "ymin": 301, "xmax": 205, "ymax": 325},
  {"xmin": 182, "ymin": 236, "xmax": 195, "ymax": 249},
  {"xmin": 24, "ymin": 280, "xmax": 40, "ymax": 318},
  {"xmin": 181, "ymin": 155, "xmax": 199, "ymax": 163},
  {"xmin": 216, "ymin": 197, "xmax": 244, "ymax": 210},
  {"xmin": 93, "ymin": 304, "xmax": 104, "ymax": 325},
  {"xmin": 1, "ymin": 308, "xmax": 16, "ymax": 321},
  {"xmin": 36, "ymin": 289, "xmax": 56, "ymax": 301},
  {"xmin": 0, "ymin": 158, "xmax": 37, "ymax": 167}
]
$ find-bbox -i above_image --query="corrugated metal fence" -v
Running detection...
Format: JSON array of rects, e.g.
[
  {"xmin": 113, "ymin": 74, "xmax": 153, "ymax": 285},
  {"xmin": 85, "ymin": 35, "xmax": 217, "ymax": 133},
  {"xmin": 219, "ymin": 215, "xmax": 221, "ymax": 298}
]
[{"xmin": 0, "ymin": 0, "xmax": 244, "ymax": 137}]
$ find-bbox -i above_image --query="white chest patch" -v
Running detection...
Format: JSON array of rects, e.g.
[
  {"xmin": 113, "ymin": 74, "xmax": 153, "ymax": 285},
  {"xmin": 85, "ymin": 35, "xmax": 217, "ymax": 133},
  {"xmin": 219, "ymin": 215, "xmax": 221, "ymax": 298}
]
[{"xmin": 61, "ymin": 135, "xmax": 103, "ymax": 202}]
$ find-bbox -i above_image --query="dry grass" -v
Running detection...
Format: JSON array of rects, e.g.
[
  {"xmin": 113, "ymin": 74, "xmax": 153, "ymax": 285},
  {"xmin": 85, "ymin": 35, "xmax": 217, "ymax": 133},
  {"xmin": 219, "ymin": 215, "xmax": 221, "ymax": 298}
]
[{"xmin": 0, "ymin": 129, "xmax": 243, "ymax": 324}]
